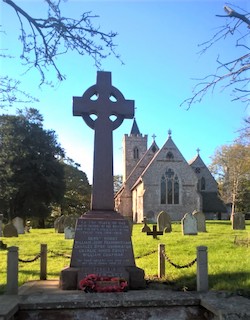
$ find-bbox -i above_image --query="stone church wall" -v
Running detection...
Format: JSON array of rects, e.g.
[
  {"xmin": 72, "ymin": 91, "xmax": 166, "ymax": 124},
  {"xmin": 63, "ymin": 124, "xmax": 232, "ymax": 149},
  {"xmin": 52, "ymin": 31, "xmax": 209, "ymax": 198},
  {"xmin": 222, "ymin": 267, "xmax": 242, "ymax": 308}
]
[{"xmin": 135, "ymin": 153, "xmax": 202, "ymax": 222}]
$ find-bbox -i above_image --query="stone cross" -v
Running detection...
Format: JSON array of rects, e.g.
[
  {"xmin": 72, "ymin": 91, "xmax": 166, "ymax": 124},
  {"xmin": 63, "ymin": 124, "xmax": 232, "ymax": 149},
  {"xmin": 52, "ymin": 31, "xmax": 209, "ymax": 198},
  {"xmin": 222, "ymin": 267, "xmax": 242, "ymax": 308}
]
[
  {"xmin": 147, "ymin": 225, "xmax": 163, "ymax": 239},
  {"xmin": 73, "ymin": 72, "xmax": 134, "ymax": 211}
]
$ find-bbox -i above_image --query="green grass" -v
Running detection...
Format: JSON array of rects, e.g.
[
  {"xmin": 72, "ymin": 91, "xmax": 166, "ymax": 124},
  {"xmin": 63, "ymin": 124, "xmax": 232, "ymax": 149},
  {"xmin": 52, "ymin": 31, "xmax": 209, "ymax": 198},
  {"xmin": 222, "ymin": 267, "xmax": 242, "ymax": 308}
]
[
  {"xmin": 133, "ymin": 221, "xmax": 250, "ymax": 293},
  {"xmin": 0, "ymin": 221, "xmax": 249, "ymax": 294}
]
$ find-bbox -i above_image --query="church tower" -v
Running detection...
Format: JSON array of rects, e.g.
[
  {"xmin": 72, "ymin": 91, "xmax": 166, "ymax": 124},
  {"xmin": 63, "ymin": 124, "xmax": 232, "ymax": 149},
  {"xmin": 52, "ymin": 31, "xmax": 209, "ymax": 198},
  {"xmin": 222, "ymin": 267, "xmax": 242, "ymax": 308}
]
[{"xmin": 122, "ymin": 119, "xmax": 147, "ymax": 182}]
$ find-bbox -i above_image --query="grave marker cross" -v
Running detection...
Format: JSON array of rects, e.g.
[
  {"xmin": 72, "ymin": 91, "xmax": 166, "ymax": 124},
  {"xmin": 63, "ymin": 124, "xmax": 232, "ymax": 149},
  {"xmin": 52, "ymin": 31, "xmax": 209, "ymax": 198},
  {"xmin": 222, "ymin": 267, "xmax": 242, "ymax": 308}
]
[
  {"xmin": 147, "ymin": 225, "xmax": 163, "ymax": 239},
  {"xmin": 73, "ymin": 72, "xmax": 134, "ymax": 211}
]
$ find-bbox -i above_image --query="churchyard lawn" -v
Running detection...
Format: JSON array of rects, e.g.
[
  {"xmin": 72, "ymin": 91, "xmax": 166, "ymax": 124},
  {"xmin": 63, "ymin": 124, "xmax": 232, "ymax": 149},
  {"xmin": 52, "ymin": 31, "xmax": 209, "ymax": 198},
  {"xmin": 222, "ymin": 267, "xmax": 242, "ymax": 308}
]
[{"xmin": 0, "ymin": 220, "xmax": 249, "ymax": 295}]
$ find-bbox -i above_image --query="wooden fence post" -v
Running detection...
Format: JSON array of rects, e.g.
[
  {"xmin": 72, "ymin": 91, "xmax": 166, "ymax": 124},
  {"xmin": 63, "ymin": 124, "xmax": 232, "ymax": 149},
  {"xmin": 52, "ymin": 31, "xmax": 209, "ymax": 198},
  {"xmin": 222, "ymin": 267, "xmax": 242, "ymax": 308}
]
[
  {"xmin": 196, "ymin": 246, "xmax": 208, "ymax": 292},
  {"xmin": 158, "ymin": 243, "xmax": 165, "ymax": 278},
  {"xmin": 6, "ymin": 246, "xmax": 19, "ymax": 295},
  {"xmin": 40, "ymin": 244, "xmax": 47, "ymax": 280}
]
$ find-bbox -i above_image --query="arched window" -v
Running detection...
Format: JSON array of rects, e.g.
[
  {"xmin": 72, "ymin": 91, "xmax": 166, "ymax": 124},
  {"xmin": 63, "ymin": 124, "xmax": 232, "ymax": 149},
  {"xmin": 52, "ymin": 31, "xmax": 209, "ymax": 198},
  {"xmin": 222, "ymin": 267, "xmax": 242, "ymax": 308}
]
[
  {"xmin": 160, "ymin": 176, "xmax": 166, "ymax": 204},
  {"xmin": 133, "ymin": 147, "xmax": 139, "ymax": 159},
  {"xmin": 201, "ymin": 177, "xmax": 206, "ymax": 191},
  {"xmin": 160, "ymin": 168, "xmax": 179, "ymax": 204}
]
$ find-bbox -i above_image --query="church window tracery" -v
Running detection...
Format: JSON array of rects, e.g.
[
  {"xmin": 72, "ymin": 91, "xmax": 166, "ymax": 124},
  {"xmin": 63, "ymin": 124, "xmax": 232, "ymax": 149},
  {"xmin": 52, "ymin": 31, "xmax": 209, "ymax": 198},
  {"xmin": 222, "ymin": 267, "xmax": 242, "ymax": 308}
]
[
  {"xmin": 160, "ymin": 168, "xmax": 179, "ymax": 204},
  {"xmin": 166, "ymin": 151, "xmax": 174, "ymax": 160},
  {"xmin": 195, "ymin": 167, "xmax": 201, "ymax": 174}
]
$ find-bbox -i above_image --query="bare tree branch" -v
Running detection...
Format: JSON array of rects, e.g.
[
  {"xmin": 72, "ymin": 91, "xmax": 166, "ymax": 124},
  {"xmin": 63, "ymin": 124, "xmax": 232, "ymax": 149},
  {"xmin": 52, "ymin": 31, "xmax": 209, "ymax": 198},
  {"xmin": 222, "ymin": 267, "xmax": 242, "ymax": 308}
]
[
  {"xmin": 181, "ymin": 3, "xmax": 250, "ymax": 110},
  {"xmin": 0, "ymin": 76, "xmax": 39, "ymax": 108},
  {"xmin": 220, "ymin": 5, "xmax": 250, "ymax": 27},
  {"xmin": 1, "ymin": 0, "xmax": 122, "ymax": 106}
]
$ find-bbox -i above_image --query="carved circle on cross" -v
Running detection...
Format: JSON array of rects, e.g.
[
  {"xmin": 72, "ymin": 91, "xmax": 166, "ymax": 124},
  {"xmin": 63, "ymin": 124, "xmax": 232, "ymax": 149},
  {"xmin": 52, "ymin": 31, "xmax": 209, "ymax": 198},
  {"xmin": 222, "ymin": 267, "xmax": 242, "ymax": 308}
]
[{"xmin": 80, "ymin": 84, "xmax": 129, "ymax": 131}]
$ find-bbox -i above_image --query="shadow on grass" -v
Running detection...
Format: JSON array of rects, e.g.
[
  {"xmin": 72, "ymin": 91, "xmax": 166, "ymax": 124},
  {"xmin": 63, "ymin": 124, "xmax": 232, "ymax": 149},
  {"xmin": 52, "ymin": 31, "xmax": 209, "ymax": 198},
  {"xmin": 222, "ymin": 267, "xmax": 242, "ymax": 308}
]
[
  {"xmin": 147, "ymin": 271, "xmax": 250, "ymax": 298},
  {"xmin": 208, "ymin": 271, "xmax": 250, "ymax": 297}
]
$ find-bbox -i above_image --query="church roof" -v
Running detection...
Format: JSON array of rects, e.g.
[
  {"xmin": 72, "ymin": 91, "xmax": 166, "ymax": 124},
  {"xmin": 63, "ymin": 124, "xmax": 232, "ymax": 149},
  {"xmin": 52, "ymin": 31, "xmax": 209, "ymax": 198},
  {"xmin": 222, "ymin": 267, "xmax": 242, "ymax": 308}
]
[
  {"xmin": 201, "ymin": 192, "xmax": 228, "ymax": 213},
  {"xmin": 131, "ymin": 134, "xmax": 193, "ymax": 190},
  {"xmin": 189, "ymin": 154, "xmax": 206, "ymax": 167},
  {"xmin": 130, "ymin": 118, "xmax": 141, "ymax": 135}
]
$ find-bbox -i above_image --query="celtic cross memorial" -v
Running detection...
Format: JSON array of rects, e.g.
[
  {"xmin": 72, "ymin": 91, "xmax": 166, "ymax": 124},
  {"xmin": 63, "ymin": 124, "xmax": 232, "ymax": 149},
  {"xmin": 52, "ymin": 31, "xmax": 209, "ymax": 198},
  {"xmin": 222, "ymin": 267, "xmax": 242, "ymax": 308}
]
[
  {"xmin": 73, "ymin": 71, "xmax": 134, "ymax": 211},
  {"xmin": 60, "ymin": 71, "xmax": 145, "ymax": 290}
]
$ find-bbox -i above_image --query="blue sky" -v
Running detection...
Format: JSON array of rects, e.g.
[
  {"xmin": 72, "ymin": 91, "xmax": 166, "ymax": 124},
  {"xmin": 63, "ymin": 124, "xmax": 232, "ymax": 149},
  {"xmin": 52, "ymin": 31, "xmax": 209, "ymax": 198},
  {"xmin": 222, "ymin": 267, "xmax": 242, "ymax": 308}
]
[{"xmin": 1, "ymin": 0, "xmax": 249, "ymax": 183}]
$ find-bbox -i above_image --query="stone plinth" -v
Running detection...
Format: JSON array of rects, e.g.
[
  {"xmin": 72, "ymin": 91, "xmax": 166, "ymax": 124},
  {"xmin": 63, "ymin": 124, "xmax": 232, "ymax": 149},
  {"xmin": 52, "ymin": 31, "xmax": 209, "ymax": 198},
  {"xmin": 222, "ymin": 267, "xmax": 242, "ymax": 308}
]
[{"xmin": 60, "ymin": 211, "xmax": 145, "ymax": 290}]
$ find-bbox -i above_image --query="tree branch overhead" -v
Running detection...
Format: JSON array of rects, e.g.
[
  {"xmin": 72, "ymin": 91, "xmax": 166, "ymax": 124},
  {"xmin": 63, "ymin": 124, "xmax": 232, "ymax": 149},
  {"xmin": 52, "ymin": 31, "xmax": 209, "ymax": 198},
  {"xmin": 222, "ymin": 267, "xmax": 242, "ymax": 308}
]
[
  {"xmin": 1, "ymin": 0, "xmax": 122, "ymax": 106},
  {"xmin": 182, "ymin": 4, "xmax": 250, "ymax": 110}
]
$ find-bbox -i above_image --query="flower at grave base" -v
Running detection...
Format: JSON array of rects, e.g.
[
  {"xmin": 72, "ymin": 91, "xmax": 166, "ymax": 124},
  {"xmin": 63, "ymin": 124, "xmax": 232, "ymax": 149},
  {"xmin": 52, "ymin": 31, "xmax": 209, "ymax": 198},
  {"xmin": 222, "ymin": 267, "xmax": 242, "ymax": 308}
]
[{"xmin": 79, "ymin": 274, "xmax": 128, "ymax": 293}]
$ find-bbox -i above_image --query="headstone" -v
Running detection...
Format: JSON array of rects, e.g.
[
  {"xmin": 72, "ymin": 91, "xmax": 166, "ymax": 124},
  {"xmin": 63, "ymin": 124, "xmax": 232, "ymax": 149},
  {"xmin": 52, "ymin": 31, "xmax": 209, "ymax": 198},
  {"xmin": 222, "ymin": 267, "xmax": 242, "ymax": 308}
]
[
  {"xmin": 232, "ymin": 212, "xmax": 245, "ymax": 230},
  {"xmin": 157, "ymin": 211, "xmax": 172, "ymax": 232},
  {"xmin": 192, "ymin": 210, "xmax": 206, "ymax": 232},
  {"xmin": 181, "ymin": 212, "xmax": 198, "ymax": 235},
  {"xmin": 147, "ymin": 225, "xmax": 163, "ymax": 239},
  {"xmin": 64, "ymin": 216, "xmax": 77, "ymax": 239},
  {"xmin": 141, "ymin": 217, "xmax": 151, "ymax": 233},
  {"xmin": 60, "ymin": 71, "xmax": 145, "ymax": 290},
  {"xmin": 12, "ymin": 217, "xmax": 24, "ymax": 234},
  {"xmin": 0, "ymin": 214, "xmax": 3, "ymax": 237},
  {"xmin": 3, "ymin": 223, "xmax": 18, "ymax": 237}
]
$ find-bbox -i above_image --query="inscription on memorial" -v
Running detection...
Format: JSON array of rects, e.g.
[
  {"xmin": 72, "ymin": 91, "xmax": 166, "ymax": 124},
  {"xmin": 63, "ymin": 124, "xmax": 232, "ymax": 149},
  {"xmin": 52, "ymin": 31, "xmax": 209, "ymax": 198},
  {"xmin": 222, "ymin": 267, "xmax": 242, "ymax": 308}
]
[{"xmin": 70, "ymin": 218, "xmax": 135, "ymax": 267}]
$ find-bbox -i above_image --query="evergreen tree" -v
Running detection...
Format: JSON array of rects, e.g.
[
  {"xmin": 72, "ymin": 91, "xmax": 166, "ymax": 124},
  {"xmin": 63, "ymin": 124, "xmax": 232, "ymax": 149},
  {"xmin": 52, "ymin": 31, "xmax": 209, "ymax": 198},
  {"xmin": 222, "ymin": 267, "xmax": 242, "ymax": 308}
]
[
  {"xmin": 0, "ymin": 108, "xmax": 65, "ymax": 225},
  {"xmin": 52, "ymin": 160, "xmax": 91, "ymax": 217}
]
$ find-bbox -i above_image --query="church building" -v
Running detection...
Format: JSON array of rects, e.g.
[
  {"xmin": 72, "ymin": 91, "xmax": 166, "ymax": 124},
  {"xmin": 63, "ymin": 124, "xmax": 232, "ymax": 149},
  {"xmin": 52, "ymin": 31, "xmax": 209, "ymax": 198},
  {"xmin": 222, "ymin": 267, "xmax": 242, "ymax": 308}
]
[{"xmin": 115, "ymin": 119, "xmax": 228, "ymax": 222}]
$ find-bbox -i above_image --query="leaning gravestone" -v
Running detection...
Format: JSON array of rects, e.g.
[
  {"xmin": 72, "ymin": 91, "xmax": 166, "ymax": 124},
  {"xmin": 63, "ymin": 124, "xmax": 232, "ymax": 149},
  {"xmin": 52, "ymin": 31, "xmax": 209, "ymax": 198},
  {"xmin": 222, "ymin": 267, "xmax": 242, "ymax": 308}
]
[
  {"xmin": 3, "ymin": 223, "xmax": 18, "ymax": 237},
  {"xmin": 60, "ymin": 71, "xmax": 145, "ymax": 290},
  {"xmin": 181, "ymin": 212, "xmax": 198, "ymax": 235},
  {"xmin": 12, "ymin": 217, "xmax": 24, "ymax": 234},
  {"xmin": 192, "ymin": 210, "xmax": 206, "ymax": 232},
  {"xmin": 232, "ymin": 212, "xmax": 245, "ymax": 230},
  {"xmin": 0, "ymin": 214, "xmax": 3, "ymax": 237},
  {"xmin": 64, "ymin": 216, "xmax": 77, "ymax": 239},
  {"xmin": 157, "ymin": 211, "xmax": 172, "ymax": 232}
]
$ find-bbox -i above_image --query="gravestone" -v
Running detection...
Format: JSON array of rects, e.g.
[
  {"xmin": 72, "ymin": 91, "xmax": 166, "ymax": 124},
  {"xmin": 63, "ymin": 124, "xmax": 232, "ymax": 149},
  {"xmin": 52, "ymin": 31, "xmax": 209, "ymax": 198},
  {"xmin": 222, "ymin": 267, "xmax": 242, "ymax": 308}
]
[
  {"xmin": 181, "ymin": 212, "xmax": 198, "ymax": 235},
  {"xmin": 0, "ymin": 214, "xmax": 3, "ymax": 237},
  {"xmin": 232, "ymin": 212, "xmax": 245, "ymax": 230},
  {"xmin": 192, "ymin": 210, "xmax": 206, "ymax": 232},
  {"xmin": 141, "ymin": 217, "xmax": 151, "ymax": 233},
  {"xmin": 3, "ymin": 223, "xmax": 18, "ymax": 237},
  {"xmin": 60, "ymin": 71, "xmax": 145, "ymax": 290},
  {"xmin": 64, "ymin": 216, "xmax": 77, "ymax": 239},
  {"xmin": 12, "ymin": 217, "xmax": 24, "ymax": 234},
  {"xmin": 157, "ymin": 211, "xmax": 172, "ymax": 232}
]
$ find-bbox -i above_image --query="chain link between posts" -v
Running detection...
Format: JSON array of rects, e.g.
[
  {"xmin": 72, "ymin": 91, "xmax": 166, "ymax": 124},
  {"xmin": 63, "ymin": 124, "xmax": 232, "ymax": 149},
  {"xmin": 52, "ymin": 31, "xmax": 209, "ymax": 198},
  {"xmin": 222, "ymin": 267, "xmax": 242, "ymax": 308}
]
[
  {"xmin": 17, "ymin": 249, "xmax": 196, "ymax": 269},
  {"xmin": 18, "ymin": 250, "xmax": 71, "ymax": 263},
  {"xmin": 134, "ymin": 249, "xmax": 158, "ymax": 259},
  {"xmin": 161, "ymin": 250, "xmax": 197, "ymax": 269}
]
